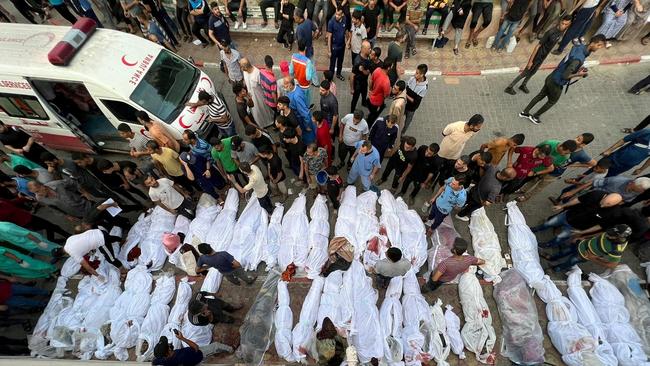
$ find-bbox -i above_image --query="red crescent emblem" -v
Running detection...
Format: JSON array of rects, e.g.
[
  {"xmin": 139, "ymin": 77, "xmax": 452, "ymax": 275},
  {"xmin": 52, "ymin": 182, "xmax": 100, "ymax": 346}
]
[
  {"xmin": 200, "ymin": 76, "xmax": 213, "ymax": 89},
  {"xmin": 121, "ymin": 55, "xmax": 138, "ymax": 67},
  {"xmin": 178, "ymin": 115, "xmax": 192, "ymax": 129}
]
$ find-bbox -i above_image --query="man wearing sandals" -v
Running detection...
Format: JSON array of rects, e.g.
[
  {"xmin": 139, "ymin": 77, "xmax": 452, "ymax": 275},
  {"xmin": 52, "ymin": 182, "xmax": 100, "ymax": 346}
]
[{"xmin": 403, "ymin": 0, "xmax": 423, "ymax": 59}]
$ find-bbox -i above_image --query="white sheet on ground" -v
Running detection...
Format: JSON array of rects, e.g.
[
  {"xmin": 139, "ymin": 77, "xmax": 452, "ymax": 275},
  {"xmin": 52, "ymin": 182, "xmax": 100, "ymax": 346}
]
[
  {"xmin": 275, "ymin": 280, "xmax": 296, "ymax": 362},
  {"xmin": 135, "ymin": 274, "xmax": 176, "ymax": 362},
  {"xmin": 378, "ymin": 190, "xmax": 402, "ymax": 250},
  {"xmin": 468, "ymin": 207, "xmax": 505, "ymax": 283},
  {"xmin": 444, "ymin": 305, "xmax": 465, "ymax": 360},
  {"xmin": 160, "ymin": 279, "xmax": 192, "ymax": 350},
  {"xmin": 266, "ymin": 204, "xmax": 285, "ymax": 269},
  {"xmin": 458, "ymin": 266, "xmax": 496, "ymax": 364},
  {"xmin": 505, "ymin": 201, "xmax": 544, "ymax": 285},
  {"xmin": 334, "ymin": 186, "xmax": 358, "ymax": 250},
  {"xmin": 279, "ymin": 193, "xmax": 310, "ymax": 269},
  {"xmin": 229, "ymin": 196, "xmax": 268, "ymax": 270},
  {"xmin": 607, "ymin": 265, "xmax": 650, "ymax": 355},
  {"xmin": 317, "ymin": 271, "xmax": 344, "ymax": 330},
  {"xmin": 138, "ymin": 207, "xmax": 176, "ymax": 271},
  {"xmin": 379, "ymin": 276, "xmax": 404, "ymax": 365},
  {"xmin": 305, "ymin": 195, "xmax": 330, "ymax": 279},
  {"xmin": 292, "ymin": 276, "xmax": 325, "ymax": 362},
  {"xmin": 206, "ymin": 188, "xmax": 239, "ymax": 251},
  {"xmin": 428, "ymin": 216, "xmax": 459, "ymax": 279},
  {"xmin": 395, "ymin": 198, "xmax": 427, "ymax": 271},
  {"xmin": 355, "ymin": 191, "xmax": 380, "ymax": 261},
  {"xmin": 186, "ymin": 195, "xmax": 221, "ymax": 245}
]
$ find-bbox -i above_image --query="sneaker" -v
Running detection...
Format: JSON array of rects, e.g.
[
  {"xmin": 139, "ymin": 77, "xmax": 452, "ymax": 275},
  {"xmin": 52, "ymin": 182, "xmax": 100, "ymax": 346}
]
[
  {"xmin": 242, "ymin": 22, "xmax": 247, "ymax": 29},
  {"xmin": 528, "ymin": 115, "xmax": 541, "ymax": 125},
  {"xmin": 455, "ymin": 214, "xmax": 469, "ymax": 222},
  {"xmin": 518, "ymin": 84, "xmax": 530, "ymax": 94},
  {"xmin": 551, "ymin": 49, "xmax": 562, "ymax": 55},
  {"xmin": 234, "ymin": 21, "xmax": 240, "ymax": 29},
  {"xmin": 518, "ymin": 111, "xmax": 531, "ymax": 119},
  {"xmin": 504, "ymin": 87, "xmax": 516, "ymax": 95}
]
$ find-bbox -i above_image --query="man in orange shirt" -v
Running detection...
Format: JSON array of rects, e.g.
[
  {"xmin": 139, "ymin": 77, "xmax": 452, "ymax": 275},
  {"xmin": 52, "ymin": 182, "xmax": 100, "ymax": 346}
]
[{"xmin": 136, "ymin": 111, "xmax": 180, "ymax": 152}]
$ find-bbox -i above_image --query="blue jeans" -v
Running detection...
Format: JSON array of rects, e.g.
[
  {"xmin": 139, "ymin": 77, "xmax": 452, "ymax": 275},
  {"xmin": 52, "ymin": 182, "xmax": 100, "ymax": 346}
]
[
  {"xmin": 532, "ymin": 211, "xmax": 572, "ymax": 247},
  {"xmin": 493, "ymin": 19, "xmax": 520, "ymax": 50},
  {"xmin": 427, "ymin": 203, "xmax": 449, "ymax": 232},
  {"xmin": 217, "ymin": 123, "xmax": 237, "ymax": 138},
  {"xmin": 6, "ymin": 284, "xmax": 49, "ymax": 308}
]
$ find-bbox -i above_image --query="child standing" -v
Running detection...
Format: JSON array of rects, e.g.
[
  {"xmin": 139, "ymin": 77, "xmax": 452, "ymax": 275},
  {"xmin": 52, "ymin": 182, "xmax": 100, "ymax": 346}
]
[
  {"xmin": 322, "ymin": 70, "xmax": 337, "ymax": 96},
  {"xmin": 276, "ymin": 0, "xmax": 295, "ymax": 48},
  {"xmin": 313, "ymin": 111, "xmax": 333, "ymax": 167},
  {"xmin": 326, "ymin": 166, "xmax": 343, "ymax": 209}
]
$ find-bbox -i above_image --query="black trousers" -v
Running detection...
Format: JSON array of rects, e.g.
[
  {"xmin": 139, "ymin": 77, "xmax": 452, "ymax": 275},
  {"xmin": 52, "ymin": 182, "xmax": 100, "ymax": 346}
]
[
  {"xmin": 26, "ymin": 215, "xmax": 70, "ymax": 241},
  {"xmin": 457, "ymin": 188, "xmax": 482, "ymax": 218},
  {"xmin": 507, "ymin": 61, "xmax": 542, "ymax": 89},
  {"xmin": 366, "ymin": 102, "xmax": 385, "ymax": 128},
  {"xmin": 329, "ymin": 47, "xmax": 345, "ymax": 76},
  {"xmin": 630, "ymin": 74, "xmax": 650, "ymax": 94},
  {"xmin": 350, "ymin": 83, "xmax": 368, "ymax": 113},
  {"xmin": 99, "ymin": 231, "xmax": 123, "ymax": 269},
  {"xmin": 176, "ymin": 6, "xmax": 191, "ymax": 35},
  {"xmin": 380, "ymin": 156, "xmax": 406, "ymax": 189},
  {"xmin": 258, "ymin": 192, "xmax": 274, "ymax": 214},
  {"xmin": 297, "ymin": 0, "xmax": 315, "ymax": 19},
  {"xmin": 337, "ymin": 142, "xmax": 356, "ymax": 167},
  {"xmin": 176, "ymin": 198, "xmax": 197, "ymax": 219},
  {"xmin": 259, "ymin": 0, "xmax": 280, "ymax": 22},
  {"xmin": 400, "ymin": 173, "xmax": 426, "ymax": 198},
  {"xmin": 277, "ymin": 26, "xmax": 294, "ymax": 45},
  {"xmin": 53, "ymin": 4, "xmax": 77, "ymax": 24},
  {"xmin": 523, "ymin": 75, "xmax": 563, "ymax": 118},
  {"xmin": 424, "ymin": 7, "xmax": 449, "ymax": 32},
  {"xmin": 192, "ymin": 18, "xmax": 210, "ymax": 45},
  {"xmin": 227, "ymin": 2, "xmax": 248, "ymax": 22},
  {"xmin": 10, "ymin": 0, "xmax": 44, "ymax": 24}
]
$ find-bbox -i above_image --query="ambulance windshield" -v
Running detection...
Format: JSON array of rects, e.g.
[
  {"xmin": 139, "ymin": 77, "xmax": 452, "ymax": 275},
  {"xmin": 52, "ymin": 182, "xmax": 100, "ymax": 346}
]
[{"xmin": 129, "ymin": 50, "xmax": 198, "ymax": 123}]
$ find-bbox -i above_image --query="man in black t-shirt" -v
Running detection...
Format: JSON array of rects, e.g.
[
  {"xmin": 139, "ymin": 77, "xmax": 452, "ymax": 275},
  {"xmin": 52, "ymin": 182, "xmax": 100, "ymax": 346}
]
[
  {"xmin": 259, "ymin": 147, "xmax": 287, "ymax": 198},
  {"xmin": 245, "ymin": 124, "xmax": 276, "ymax": 152},
  {"xmin": 282, "ymin": 128, "xmax": 306, "ymax": 176},
  {"xmin": 350, "ymin": 40, "xmax": 372, "ymax": 113},
  {"xmin": 188, "ymin": 291, "xmax": 242, "ymax": 326},
  {"xmin": 505, "ymin": 15, "xmax": 572, "ymax": 95},
  {"xmin": 491, "ymin": 0, "xmax": 531, "ymax": 51},
  {"xmin": 400, "ymin": 143, "xmax": 445, "ymax": 202},
  {"xmin": 532, "ymin": 190, "xmax": 623, "ymax": 247},
  {"xmin": 378, "ymin": 136, "xmax": 418, "ymax": 191},
  {"xmin": 208, "ymin": 4, "xmax": 232, "ymax": 48},
  {"xmin": 362, "ymin": 0, "xmax": 381, "ymax": 44},
  {"xmin": 0, "ymin": 122, "xmax": 48, "ymax": 167},
  {"xmin": 276, "ymin": 0, "xmax": 295, "ymax": 48}
]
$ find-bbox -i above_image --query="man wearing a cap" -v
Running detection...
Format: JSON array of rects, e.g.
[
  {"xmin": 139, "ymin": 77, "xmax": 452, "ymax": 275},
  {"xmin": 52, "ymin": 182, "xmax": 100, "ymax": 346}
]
[
  {"xmin": 179, "ymin": 151, "xmax": 225, "ymax": 201},
  {"xmin": 152, "ymin": 331, "xmax": 232, "ymax": 365},
  {"xmin": 541, "ymin": 224, "xmax": 632, "ymax": 272}
]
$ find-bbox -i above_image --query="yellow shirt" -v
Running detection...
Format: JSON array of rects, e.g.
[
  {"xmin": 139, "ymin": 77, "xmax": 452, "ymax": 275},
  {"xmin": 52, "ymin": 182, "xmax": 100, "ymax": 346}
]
[
  {"xmin": 439, "ymin": 121, "xmax": 475, "ymax": 160},
  {"xmin": 152, "ymin": 147, "xmax": 183, "ymax": 177}
]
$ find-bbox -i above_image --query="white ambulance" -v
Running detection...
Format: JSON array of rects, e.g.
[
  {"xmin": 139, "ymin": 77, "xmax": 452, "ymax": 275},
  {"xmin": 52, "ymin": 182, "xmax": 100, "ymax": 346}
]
[{"xmin": 0, "ymin": 19, "xmax": 216, "ymax": 153}]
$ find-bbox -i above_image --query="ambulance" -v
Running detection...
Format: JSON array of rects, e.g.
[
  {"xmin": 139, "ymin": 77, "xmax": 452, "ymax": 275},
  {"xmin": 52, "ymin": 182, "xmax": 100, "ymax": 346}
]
[{"xmin": 0, "ymin": 19, "xmax": 216, "ymax": 153}]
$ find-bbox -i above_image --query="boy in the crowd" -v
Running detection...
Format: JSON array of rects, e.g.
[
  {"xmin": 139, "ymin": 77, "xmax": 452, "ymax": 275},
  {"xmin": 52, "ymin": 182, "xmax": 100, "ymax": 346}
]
[{"xmin": 326, "ymin": 166, "xmax": 343, "ymax": 210}]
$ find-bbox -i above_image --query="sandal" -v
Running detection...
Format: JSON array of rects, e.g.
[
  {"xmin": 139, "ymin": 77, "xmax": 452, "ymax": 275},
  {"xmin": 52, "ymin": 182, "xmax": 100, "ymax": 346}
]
[
  {"xmin": 411, "ymin": 48, "xmax": 417, "ymax": 55},
  {"xmin": 464, "ymin": 41, "xmax": 470, "ymax": 49},
  {"xmin": 643, "ymin": 37, "xmax": 650, "ymax": 46},
  {"xmin": 621, "ymin": 128, "xmax": 633, "ymax": 133},
  {"xmin": 422, "ymin": 28, "xmax": 427, "ymax": 35},
  {"xmin": 472, "ymin": 38, "xmax": 478, "ymax": 47},
  {"xmin": 453, "ymin": 48, "xmax": 459, "ymax": 55},
  {"xmin": 336, "ymin": 74, "xmax": 345, "ymax": 81}
]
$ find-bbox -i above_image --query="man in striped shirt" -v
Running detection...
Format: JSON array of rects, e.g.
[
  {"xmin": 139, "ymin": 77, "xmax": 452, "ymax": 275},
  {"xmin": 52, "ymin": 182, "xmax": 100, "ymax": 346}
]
[
  {"xmin": 260, "ymin": 55, "xmax": 279, "ymax": 115},
  {"xmin": 290, "ymin": 39, "xmax": 317, "ymax": 104},
  {"xmin": 187, "ymin": 91, "xmax": 235, "ymax": 137},
  {"xmin": 422, "ymin": 237, "xmax": 484, "ymax": 292}
]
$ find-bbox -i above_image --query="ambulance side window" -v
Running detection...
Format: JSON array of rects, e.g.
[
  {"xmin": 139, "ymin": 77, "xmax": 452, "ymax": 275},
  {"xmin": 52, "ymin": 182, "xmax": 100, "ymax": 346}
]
[
  {"xmin": 100, "ymin": 100, "xmax": 139, "ymax": 123},
  {"xmin": 0, "ymin": 93, "xmax": 49, "ymax": 120}
]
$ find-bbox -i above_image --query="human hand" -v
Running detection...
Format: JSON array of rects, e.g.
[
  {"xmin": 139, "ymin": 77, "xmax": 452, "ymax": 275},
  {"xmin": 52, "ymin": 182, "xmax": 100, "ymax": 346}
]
[
  {"xmin": 551, "ymin": 205, "xmax": 563, "ymax": 212},
  {"xmin": 615, "ymin": 9, "xmax": 623, "ymax": 16},
  {"xmin": 204, "ymin": 170, "xmax": 211, "ymax": 178},
  {"xmin": 527, "ymin": 171, "xmax": 535, "ymax": 177},
  {"xmin": 398, "ymin": 175, "xmax": 405, "ymax": 184},
  {"xmin": 635, "ymin": 3, "xmax": 644, "ymax": 12},
  {"xmin": 601, "ymin": 150, "xmax": 611, "ymax": 157},
  {"xmin": 226, "ymin": 174, "xmax": 235, "ymax": 182}
]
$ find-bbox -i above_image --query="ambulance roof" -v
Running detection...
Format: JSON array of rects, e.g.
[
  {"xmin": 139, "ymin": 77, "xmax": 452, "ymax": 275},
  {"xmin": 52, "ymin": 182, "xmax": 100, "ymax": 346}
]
[{"xmin": 0, "ymin": 23, "xmax": 164, "ymax": 97}]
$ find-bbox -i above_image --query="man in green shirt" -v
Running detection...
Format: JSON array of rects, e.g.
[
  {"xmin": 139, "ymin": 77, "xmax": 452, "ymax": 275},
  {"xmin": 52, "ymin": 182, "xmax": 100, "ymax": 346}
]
[
  {"xmin": 209, "ymin": 137, "xmax": 246, "ymax": 186},
  {"xmin": 516, "ymin": 139, "xmax": 577, "ymax": 202},
  {"xmin": 541, "ymin": 224, "xmax": 631, "ymax": 272}
]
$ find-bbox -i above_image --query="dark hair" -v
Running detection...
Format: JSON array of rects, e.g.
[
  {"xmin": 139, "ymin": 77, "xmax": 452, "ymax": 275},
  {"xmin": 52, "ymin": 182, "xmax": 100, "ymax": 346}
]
[
  {"xmin": 581, "ymin": 133, "xmax": 594, "ymax": 145},
  {"xmin": 416, "ymin": 64, "xmax": 428, "ymax": 74},
  {"xmin": 264, "ymin": 55, "xmax": 274, "ymax": 68},
  {"xmin": 244, "ymin": 124, "xmax": 258, "ymax": 136},
  {"xmin": 561, "ymin": 14, "xmax": 573, "ymax": 21},
  {"xmin": 323, "ymin": 70, "xmax": 333, "ymax": 82},
  {"xmin": 380, "ymin": 60, "xmax": 390, "ymax": 70},
  {"xmin": 387, "ymin": 114, "xmax": 398, "ymax": 123},
  {"xmin": 403, "ymin": 136, "xmax": 416, "ymax": 146},
  {"xmin": 394, "ymin": 80, "xmax": 406, "ymax": 92},
  {"xmin": 136, "ymin": 111, "xmax": 150, "ymax": 122},
  {"xmin": 232, "ymin": 82, "xmax": 245, "ymax": 95},
  {"xmin": 209, "ymin": 137, "xmax": 222, "ymax": 146},
  {"xmin": 71, "ymin": 152, "xmax": 89, "ymax": 161},
  {"xmin": 352, "ymin": 9, "xmax": 362, "ymax": 19},
  {"xmin": 283, "ymin": 128, "xmax": 297, "ymax": 139},
  {"xmin": 297, "ymin": 38, "xmax": 307, "ymax": 51},
  {"xmin": 95, "ymin": 158, "xmax": 113, "ymax": 171},
  {"xmin": 537, "ymin": 144, "xmax": 552, "ymax": 156},
  {"xmin": 275, "ymin": 115, "xmax": 289, "ymax": 127},
  {"xmin": 146, "ymin": 140, "xmax": 160, "ymax": 150},
  {"xmin": 353, "ymin": 109, "xmax": 364, "ymax": 120},
  {"xmin": 317, "ymin": 317, "xmax": 337, "ymax": 340},
  {"xmin": 231, "ymin": 135, "xmax": 243, "ymax": 147},
  {"xmin": 326, "ymin": 166, "xmax": 338, "ymax": 175},
  {"xmin": 183, "ymin": 130, "xmax": 197, "ymax": 140},
  {"xmin": 188, "ymin": 300, "xmax": 205, "ymax": 315},
  {"xmin": 259, "ymin": 146, "xmax": 273, "ymax": 155},
  {"xmin": 117, "ymin": 123, "xmax": 132, "ymax": 133},
  {"xmin": 468, "ymin": 114, "xmax": 484, "ymax": 126},
  {"xmin": 335, "ymin": 6, "xmax": 343, "ymax": 12},
  {"xmin": 277, "ymin": 95, "xmax": 290, "ymax": 105},
  {"xmin": 385, "ymin": 247, "xmax": 402, "ymax": 262},
  {"xmin": 198, "ymin": 243, "xmax": 213, "ymax": 255},
  {"xmin": 372, "ymin": 47, "xmax": 381, "ymax": 58},
  {"xmin": 560, "ymin": 139, "xmax": 578, "ymax": 152},
  {"xmin": 40, "ymin": 152, "xmax": 57, "ymax": 162},
  {"xmin": 320, "ymin": 79, "xmax": 331, "ymax": 90},
  {"xmin": 210, "ymin": 1, "xmax": 219, "ymax": 8},
  {"xmin": 361, "ymin": 140, "xmax": 372, "ymax": 149},
  {"xmin": 452, "ymin": 174, "xmax": 466, "ymax": 185},
  {"xmin": 198, "ymin": 90, "xmax": 212, "ymax": 102},
  {"xmin": 452, "ymin": 237, "xmax": 469, "ymax": 255},
  {"xmin": 596, "ymin": 157, "xmax": 612, "ymax": 169},
  {"xmin": 590, "ymin": 34, "xmax": 607, "ymax": 44},
  {"xmin": 153, "ymin": 336, "xmax": 170, "ymax": 358},
  {"xmin": 239, "ymin": 162, "xmax": 252, "ymax": 173},
  {"xmin": 13, "ymin": 165, "xmax": 33, "ymax": 175},
  {"xmin": 479, "ymin": 151, "xmax": 493, "ymax": 164},
  {"xmin": 428, "ymin": 143, "xmax": 440, "ymax": 154},
  {"xmin": 307, "ymin": 142, "xmax": 318, "ymax": 152},
  {"xmin": 511, "ymin": 133, "xmax": 525, "ymax": 145},
  {"xmin": 312, "ymin": 110, "xmax": 323, "ymax": 121}
]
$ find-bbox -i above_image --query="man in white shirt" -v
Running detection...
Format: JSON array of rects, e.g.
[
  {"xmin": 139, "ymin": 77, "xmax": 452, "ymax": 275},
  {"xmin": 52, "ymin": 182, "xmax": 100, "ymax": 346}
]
[
  {"xmin": 144, "ymin": 176, "xmax": 196, "ymax": 219},
  {"xmin": 63, "ymin": 228, "xmax": 125, "ymax": 279},
  {"xmin": 337, "ymin": 109, "xmax": 369, "ymax": 169},
  {"xmin": 226, "ymin": 162, "xmax": 273, "ymax": 214}
]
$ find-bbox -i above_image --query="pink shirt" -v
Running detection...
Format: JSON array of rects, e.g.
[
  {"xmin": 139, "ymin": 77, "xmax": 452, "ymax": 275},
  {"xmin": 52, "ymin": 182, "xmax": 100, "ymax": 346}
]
[{"xmin": 437, "ymin": 255, "xmax": 479, "ymax": 282}]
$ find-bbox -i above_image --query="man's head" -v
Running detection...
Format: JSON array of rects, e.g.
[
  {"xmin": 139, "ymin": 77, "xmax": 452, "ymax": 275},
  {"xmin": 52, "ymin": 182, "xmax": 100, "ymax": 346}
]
[
  {"xmin": 209, "ymin": 137, "xmax": 224, "ymax": 151},
  {"xmin": 630, "ymin": 177, "xmax": 650, "ymax": 193},
  {"xmin": 182, "ymin": 130, "xmax": 198, "ymax": 145},
  {"xmin": 369, "ymin": 0, "xmax": 377, "ymax": 7},
  {"xmin": 197, "ymin": 90, "xmax": 214, "ymax": 106},
  {"xmin": 498, "ymin": 167, "xmax": 518, "ymax": 181},
  {"xmin": 359, "ymin": 140, "xmax": 373, "ymax": 154},
  {"xmin": 136, "ymin": 110, "xmax": 151, "ymax": 125},
  {"xmin": 600, "ymin": 193, "xmax": 623, "ymax": 208},
  {"xmin": 588, "ymin": 34, "xmax": 607, "ymax": 52},
  {"xmin": 385, "ymin": 247, "xmax": 402, "ymax": 263},
  {"xmin": 198, "ymin": 243, "xmax": 214, "ymax": 255},
  {"xmin": 466, "ymin": 114, "xmax": 484, "ymax": 132},
  {"xmin": 231, "ymin": 135, "xmax": 244, "ymax": 151},
  {"xmin": 258, "ymin": 146, "xmax": 274, "ymax": 159},
  {"xmin": 27, "ymin": 180, "xmax": 46, "ymax": 196},
  {"xmin": 352, "ymin": 110, "xmax": 365, "ymax": 124},
  {"xmin": 239, "ymin": 57, "xmax": 251, "ymax": 72},
  {"xmin": 71, "ymin": 152, "xmax": 93, "ymax": 168},
  {"xmin": 239, "ymin": 162, "xmax": 253, "ymax": 175},
  {"xmin": 593, "ymin": 158, "xmax": 611, "ymax": 173},
  {"xmin": 96, "ymin": 159, "xmax": 117, "ymax": 174},
  {"xmin": 294, "ymin": 8, "xmax": 304, "ymax": 23},
  {"xmin": 606, "ymin": 224, "xmax": 632, "ymax": 243},
  {"xmin": 312, "ymin": 110, "xmax": 323, "ymax": 124},
  {"xmin": 297, "ymin": 38, "xmax": 307, "ymax": 52},
  {"xmin": 451, "ymin": 237, "xmax": 469, "ymax": 256},
  {"xmin": 455, "ymin": 155, "xmax": 470, "ymax": 171},
  {"xmin": 510, "ymin": 133, "xmax": 525, "ymax": 146},
  {"xmin": 277, "ymin": 95, "xmax": 291, "ymax": 111},
  {"xmin": 426, "ymin": 143, "xmax": 440, "ymax": 157},
  {"xmin": 326, "ymin": 165, "xmax": 339, "ymax": 178},
  {"xmin": 475, "ymin": 151, "xmax": 493, "ymax": 166},
  {"xmin": 40, "ymin": 152, "xmax": 59, "ymax": 168},
  {"xmin": 153, "ymin": 336, "xmax": 174, "ymax": 359},
  {"xmin": 13, "ymin": 165, "xmax": 35, "ymax": 177},
  {"xmin": 221, "ymin": 41, "xmax": 232, "ymax": 53},
  {"xmin": 395, "ymin": 29, "xmax": 407, "ymax": 42},
  {"xmin": 370, "ymin": 47, "xmax": 381, "ymax": 61},
  {"xmin": 210, "ymin": 1, "xmax": 221, "ymax": 15},
  {"xmin": 232, "ymin": 82, "xmax": 247, "ymax": 98},
  {"xmin": 283, "ymin": 128, "xmax": 298, "ymax": 143},
  {"xmin": 319, "ymin": 80, "xmax": 331, "ymax": 96},
  {"xmin": 380, "ymin": 60, "xmax": 390, "ymax": 71},
  {"xmin": 450, "ymin": 175, "xmax": 465, "ymax": 191},
  {"xmin": 264, "ymin": 55, "xmax": 274, "ymax": 69},
  {"xmin": 275, "ymin": 115, "xmax": 289, "ymax": 130},
  {"xmin": 559, "ymin": 14, "xmax": 572, "ymax": 32},
  {"xmin": 575, "ymin": 132, "xmax": 594, "ymax": 147},
  {"xmin": 402, "ymin": 136, "xmax": 416, "ymax": 151},
  {"xmin": 189, "ymin": 299, "xmax": 209, "ymax": 317},
  {"xmin": 360, "ymin": 40, "xmax": 372, "ymax": 57},
  {"xmin": 145, "ymin": 140, "xmax": 162, "ymax": 155},
  {"xmin": 392, "ymin": 80, "xmax": 406, "ymax": 95},
  {"xmin": 117, "ymin": 123, "xmax": 134, "ymax": 139},
  {"xmin": 352, "ymin": 10, "xmax": 362, "ymax": 25},
  {"xmin": 558, "ymin": 140, "xmax": 578, "ymax": 155},
  {"xmin": 144, "ymin": 174, "xmax": 159, "ymax": 188},
  {"xmin": 534, "ymin": 144, "xmax": 552, "ymax": 158},
  {"xmin": 334, "ymin": 6, "xmax": 344, "ymax": 21},
  {"xmin": 245, "ymin": 124, "xmax": 261, "ymax": 138},
  {"xmin": 415, "ymin": 64, "xmax": 427, "ymax": 81}
]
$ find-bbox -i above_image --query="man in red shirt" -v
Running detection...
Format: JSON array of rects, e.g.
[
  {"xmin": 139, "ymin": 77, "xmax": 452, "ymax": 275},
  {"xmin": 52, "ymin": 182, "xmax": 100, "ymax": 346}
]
[
  {"xmin": 501, "ymin": 144, "xmax": 553, "ymax": 195},
  {"xmin": 0, "ymin": 198, "xmax": 70, "ymax": 241},
  {"xmin": 366, "ymin": 61, "xmax": 391, "ymax": 127}
]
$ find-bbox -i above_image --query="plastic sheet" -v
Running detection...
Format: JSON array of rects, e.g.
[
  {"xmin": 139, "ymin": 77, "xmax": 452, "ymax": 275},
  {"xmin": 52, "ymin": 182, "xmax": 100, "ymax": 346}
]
[
  {"xmin": 305, "ymin": 195, "xmax": 330, "ymax": 278},
  {"xmin": 379, "ymin": 276, "xmax": 404, "ymax": 365},
  {"xmin": 279, "ymin": 193, "xmax": 310, "ymax": 269},
  {"xmin": 139, "ymin": 207, "xmax": 176, "ymax": 271},
  {"xmin": 607, "ymin": 265, "xmax": 650, "ymax": 354},
  {"xmin": 317, "ymin": 270, "xmax": 344, "ymax": 330},
  {"xmin": 428, "ymin": 216, "xmax": 459, "ymax": 279},
  {"xmin": 237, "ymin": 268, "xmax": 280, "ymax": 365},
  {"xmin": 394, "ymin": 199, "xmax": 427, "ymax": 271},
  {"xmin": 378, "ymin": 190, "xmax": 402, "ymax": 249},
  {"xmin": 206, "ymin": 188, "xmax": 239, "ymax": 251},
  {"xmin": 334, "ymin": 186, "xmax": 358, "ymax": 249},
  {"xmin": 355, "ymin": 191, "xmax": 380, "ymax": 260},
  {"xmin": 160, "ymin": 279, "xmax": 192, "ymax": 350},
  {"xmin": 230, "ymin": 197, "xmax": 268, "ymax": 270},
  {"xmin": 493, "ymin": 269, "xmax": 545, "ymax": 365},
  {"xmin": 266, "ymin": 204, "xmax": 285, "ymax": 269},
  {"xmin": 589, "ymin": 273, "xmax": 650, "ymax": 365},
  {"xmin": 135, "ymin": 274, "xmax": 176, "ymax": 362},
  {"xmin": 458, "ymin": 266, "xmax": 496, "ymax": 364},
  {"xmin": 505, "ymin": 201, "xmax": 544, "ymax": 285},
  {"xmin": 468, "ymin": 207, "xmax": 505, "ymax": 283},
  {"xmin": 186, "ymin": 195, "xmax": 221, "ymax": 245},
  {"xmin": 274, "ymin": 280, "xmax": 296, "ymax": 362},
  {"xmin": 292, "ymin": 276, "xmax": 325, "ymax": 362},
  {"xmin": 444, "ymin": 305, "xmax": 465, "ymax": 360}
]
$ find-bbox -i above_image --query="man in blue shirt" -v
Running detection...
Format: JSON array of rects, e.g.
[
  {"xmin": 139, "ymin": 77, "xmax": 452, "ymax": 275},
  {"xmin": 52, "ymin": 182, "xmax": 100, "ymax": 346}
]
[
  {"xmin": 347, "ymin": 140, "xmax": 381, "ymax": 191},
  {"xmin": 602, "ymin": 128, "xmax": 650, "ymax": 177},
  {"xmin": 152, "ymin": 331, "xmax": 232, "ymax": 366},
  {"xmin": 327, "ymin": 7, "xmax": 350, "ymax": 80},
  {"xmin": 283, "ymin": 78, "xmax": 316, "ymax": 144},
  {"xmin": 195, "ymin": 243, "xmax": 256, "ymax": 285},
  {"xmin": 591, "ymin": 176, "xmax": 650, "ymax": 203},
  {"xmin": 294, "ymin": 9, "xmax": 318, "ymax": 58},
  {"xmin": 426, "ymin": 175, "xmax": 467, "ymax": 232},
  {"xmin": 182, "ymin": 130, "xmax": 211, "ymax": 159}
]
